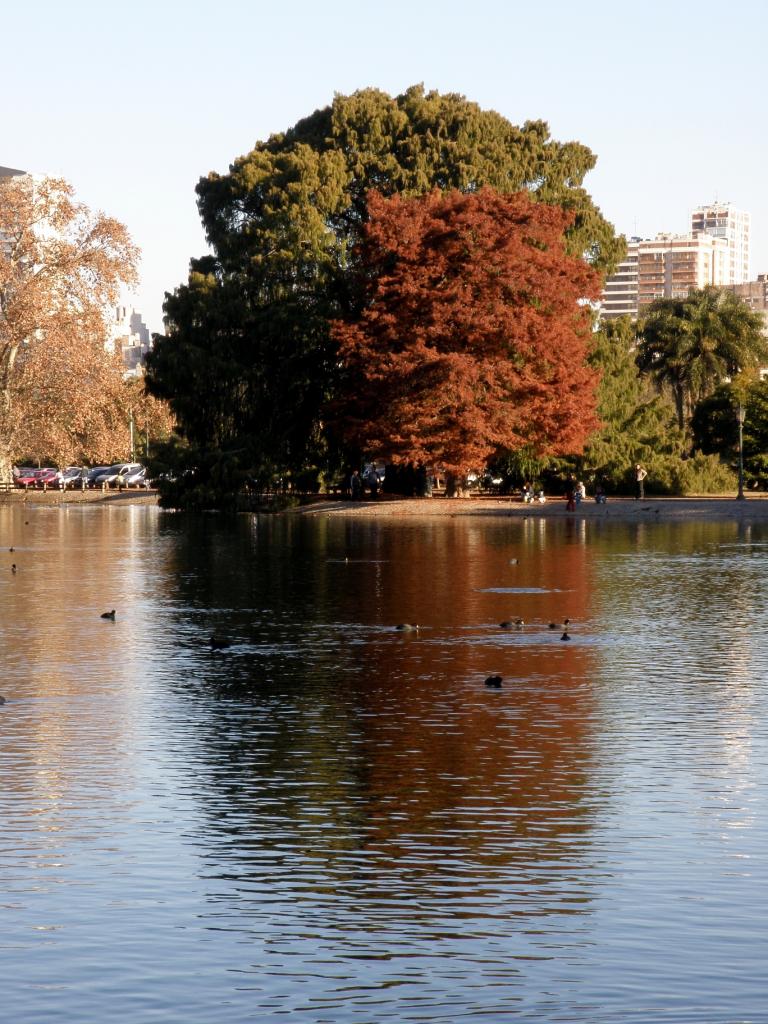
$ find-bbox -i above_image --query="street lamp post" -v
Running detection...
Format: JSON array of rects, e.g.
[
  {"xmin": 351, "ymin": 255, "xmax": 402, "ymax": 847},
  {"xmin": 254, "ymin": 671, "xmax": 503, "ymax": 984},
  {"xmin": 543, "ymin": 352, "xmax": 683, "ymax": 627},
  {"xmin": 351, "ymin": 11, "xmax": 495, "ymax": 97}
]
[{"xmin": 737, "ymin": 404, "xmax": 745, "ymax": 501}]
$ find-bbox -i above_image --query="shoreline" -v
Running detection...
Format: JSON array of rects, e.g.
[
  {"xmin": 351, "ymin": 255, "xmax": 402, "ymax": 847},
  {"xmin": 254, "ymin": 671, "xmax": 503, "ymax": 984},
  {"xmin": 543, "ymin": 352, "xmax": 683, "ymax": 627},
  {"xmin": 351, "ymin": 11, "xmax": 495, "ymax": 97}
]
[
  {"xmin": 6, "ymin": 489, "xmax": 768, "ymax": 522},
  {"xmin": 0, "ymin": 489, "xmax": 159, "ymax": 507},
  {"xmin": 291, "ymin": 493, "xmax": 768, "ymax": 522}
]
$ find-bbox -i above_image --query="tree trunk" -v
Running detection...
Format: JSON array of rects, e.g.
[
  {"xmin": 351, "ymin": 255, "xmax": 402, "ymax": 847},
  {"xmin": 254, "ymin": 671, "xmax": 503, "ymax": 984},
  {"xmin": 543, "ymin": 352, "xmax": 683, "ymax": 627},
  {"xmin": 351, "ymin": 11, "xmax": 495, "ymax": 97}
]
[
  {"xmin": 445, "ymin": 471, "xmax": 470, "ymax": 497},
  {"xmin": 674, "ymin": 384, "xmax": 686, "ymax": 431}
]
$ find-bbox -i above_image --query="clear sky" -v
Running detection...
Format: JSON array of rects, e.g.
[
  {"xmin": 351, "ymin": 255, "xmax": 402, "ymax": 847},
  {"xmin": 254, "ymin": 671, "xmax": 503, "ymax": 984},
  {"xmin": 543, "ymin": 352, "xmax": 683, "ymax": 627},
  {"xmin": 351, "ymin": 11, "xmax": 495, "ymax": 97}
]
[{"xmin": 4, "ymin": 0, "xmax": 767, "ymax": 333}]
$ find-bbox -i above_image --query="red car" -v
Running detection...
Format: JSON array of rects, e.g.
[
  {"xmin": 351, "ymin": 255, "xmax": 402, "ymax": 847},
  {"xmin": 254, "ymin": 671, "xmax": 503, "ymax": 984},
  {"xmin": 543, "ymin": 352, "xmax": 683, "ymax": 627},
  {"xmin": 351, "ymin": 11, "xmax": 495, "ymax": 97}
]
[
  {"xmin": 14, "ymin": 467, "xmax": 43, "ymax": 488},
  {"xmin": 34, "ymin": 468, "xmax": 63, "ymax": 489}
]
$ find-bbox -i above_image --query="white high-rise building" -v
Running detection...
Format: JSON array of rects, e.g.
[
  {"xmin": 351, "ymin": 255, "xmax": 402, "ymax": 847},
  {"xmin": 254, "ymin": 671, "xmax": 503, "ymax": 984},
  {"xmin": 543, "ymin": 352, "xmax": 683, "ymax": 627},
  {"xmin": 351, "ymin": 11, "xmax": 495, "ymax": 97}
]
[
  {"xmin": 600, "ymin": 232, "xmax": 731, "ymax": 320},
  {"xmin": 691, "ymin": 202, "xmax": 750, "ymax": 284},
  {"xmin": 108, "ymin": 306, "xmax": 152, "ymax": 373},
  {"xmin": 599, "ymin": 238, "xmax": 640, "ymax": 319}
]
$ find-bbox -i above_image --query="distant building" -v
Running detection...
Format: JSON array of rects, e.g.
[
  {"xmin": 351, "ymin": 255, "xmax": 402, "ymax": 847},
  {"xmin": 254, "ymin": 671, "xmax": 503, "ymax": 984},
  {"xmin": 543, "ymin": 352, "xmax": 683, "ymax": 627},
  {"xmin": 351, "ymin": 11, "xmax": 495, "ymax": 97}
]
[
  {"xmin": 599, "ymin": 238, "xmax": 639, "ymax": 320},
  {"xmin": 600, "ymin": 199, "xmax": 752, "ymax": 321},
  {"xmin": 724, "ymin": 274, "xmax": 768, "ymax": 346},
  {"xmin": 108, "ymin": 306, "xmax": 152, "ymax": 374},
  {"xmin": 637, "ymin": 232, "xmax": 730, "ymax": 307},
  {"xmin": 691, "ymin": 202, "xmax": 750, "ymax": 284},
  {"xmin": 0, "ymin": 164, "xmax": 27, "ymax": 179},
  {"xmin": 600, "ymin": 232, "xmax": 730, "ymax": 320},
  {"xmin": 727, "ymin": 274, "xmax": 768, "ymax": 311}
]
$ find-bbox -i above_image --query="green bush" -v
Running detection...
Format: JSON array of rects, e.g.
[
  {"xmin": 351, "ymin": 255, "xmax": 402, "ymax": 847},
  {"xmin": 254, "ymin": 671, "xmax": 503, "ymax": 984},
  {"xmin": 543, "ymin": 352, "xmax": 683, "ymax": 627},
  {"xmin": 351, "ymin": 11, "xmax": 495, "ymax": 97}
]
[{"xmin": 622, "ymin": 452, "xmax": 736, "ymax": 496}]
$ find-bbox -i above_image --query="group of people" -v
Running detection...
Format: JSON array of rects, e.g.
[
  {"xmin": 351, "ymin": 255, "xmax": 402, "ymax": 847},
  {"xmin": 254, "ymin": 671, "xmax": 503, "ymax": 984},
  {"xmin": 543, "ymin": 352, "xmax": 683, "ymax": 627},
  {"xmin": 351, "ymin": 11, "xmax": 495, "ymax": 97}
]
[
  {"xmin": 564, "ymin": 477, "xmax": 587, "ymax": 511},
  {"xmin": 563, "ymin": 463, "xmax": 647, "ymax": 509},
  {"xmin": 521, "ymin": 483, "xmax": 546, "ymax": 504},
  {"xmin": 348, "ymin": 463, "xmax": 650, "ymax": 504}
]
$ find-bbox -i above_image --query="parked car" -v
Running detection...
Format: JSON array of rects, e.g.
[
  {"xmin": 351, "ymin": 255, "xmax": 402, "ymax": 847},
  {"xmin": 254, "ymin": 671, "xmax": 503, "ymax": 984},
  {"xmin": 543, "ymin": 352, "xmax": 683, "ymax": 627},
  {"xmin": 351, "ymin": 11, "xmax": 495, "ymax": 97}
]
[
  {"xmin": 61, "ymin": 466, "xmax": 87, "ymax": 489},
  {"xmin": 120, "ymin": 464, "xmax": 148, "ymax": 488},
  {"xmin": 14, "ymin": 467, "xmax": 42, "ymax": 488},
  {"xmin": 34, "ymin": 468, "xmax": 63, "ymax": 489},
  {"xmin": 91, "ymin": 463, "xmax": 146, "ymax": 488},
  {"xmin": 87, "ymin": 465, "xmax": 117, "ymax": 488}
]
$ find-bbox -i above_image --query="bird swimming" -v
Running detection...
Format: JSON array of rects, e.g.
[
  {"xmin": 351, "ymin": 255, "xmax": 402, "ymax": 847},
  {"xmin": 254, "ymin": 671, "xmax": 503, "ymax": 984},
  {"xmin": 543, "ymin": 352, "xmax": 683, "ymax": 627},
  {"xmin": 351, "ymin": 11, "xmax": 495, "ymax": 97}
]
[
  {"xmin": 210, "ymin": 635, "xmax": 231, "ymax": 650},
  {"xmin": 11, "ymin": 564, "xmax": 17, "ymax": 574},
  {"xmin": 100, "ymin": 609, "xmax": 116, "ymax": 620},
  {"xmin": 395, "ymin": 623, "xmax": 419, "ymax": 632},
  {"xmin": 0, "ymin": 696, "xmax": 5, "ymax": 705},
  {"xmin": 561, "ymin": 630, "xmax": 571, "ymax": 641},
  {"xmin": 499, "ymin": 617, "xmax": 524, "ymax": 629},
  {"xmin": 484, "ymin": 675, "xmax": 503, "ymax": 688}
]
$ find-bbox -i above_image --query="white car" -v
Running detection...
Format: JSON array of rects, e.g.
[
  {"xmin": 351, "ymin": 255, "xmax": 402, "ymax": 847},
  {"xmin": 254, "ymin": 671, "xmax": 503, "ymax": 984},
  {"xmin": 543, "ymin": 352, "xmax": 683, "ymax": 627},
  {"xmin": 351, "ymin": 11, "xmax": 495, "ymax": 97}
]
[{"xmin": 92, "ymin": 463, "xmax": 146, "ymax": 488}]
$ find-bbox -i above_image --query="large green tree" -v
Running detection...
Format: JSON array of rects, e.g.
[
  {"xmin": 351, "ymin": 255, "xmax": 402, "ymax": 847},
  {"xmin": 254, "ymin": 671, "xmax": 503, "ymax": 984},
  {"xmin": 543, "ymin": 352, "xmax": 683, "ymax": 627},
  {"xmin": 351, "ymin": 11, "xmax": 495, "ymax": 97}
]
[
  {"xmin": 637, "ymin": 287, "xmax": 767, "ymax": 431},
  {"xmin": 146, "ymin": 85, "xmax": 622, "ymax": 502}
]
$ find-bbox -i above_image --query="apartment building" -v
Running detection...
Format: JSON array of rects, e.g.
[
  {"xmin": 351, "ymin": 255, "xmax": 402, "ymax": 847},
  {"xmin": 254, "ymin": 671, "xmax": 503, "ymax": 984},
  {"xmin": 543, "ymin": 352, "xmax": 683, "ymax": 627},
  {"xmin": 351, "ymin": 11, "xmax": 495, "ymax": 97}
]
[
  {"xmin": 637, "ymin": 233, "xmax": 730, "ymax": 307},
  {"xmin": 691, "ymin": 202, "xmax": 750, "ymax": 284},
  {"xmin": 600, "ymin": 232, "xmax": 731, "ymax": 320},
  {"xmin": 599, "ymin": 238, "xmax": 640, "ymax": 319},
  {"xmin": 727, "ymin": 273, "xmax": 768, "ymax": 311}
]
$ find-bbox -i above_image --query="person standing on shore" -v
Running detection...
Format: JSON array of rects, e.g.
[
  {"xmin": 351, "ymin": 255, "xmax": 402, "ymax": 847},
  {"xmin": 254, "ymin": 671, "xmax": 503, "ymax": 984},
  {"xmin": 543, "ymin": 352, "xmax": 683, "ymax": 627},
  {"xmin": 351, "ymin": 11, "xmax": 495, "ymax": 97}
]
[
  {"xmin": 634, "ymin": 463, "xmax": 648, "ymax": 500},
  {"xmin": 350, "ymin": 470, "xmax": 362, "ymax": 500},
  {"xmin": 565, "ymin": 475, "xmax": 576, "ymax": 512}
]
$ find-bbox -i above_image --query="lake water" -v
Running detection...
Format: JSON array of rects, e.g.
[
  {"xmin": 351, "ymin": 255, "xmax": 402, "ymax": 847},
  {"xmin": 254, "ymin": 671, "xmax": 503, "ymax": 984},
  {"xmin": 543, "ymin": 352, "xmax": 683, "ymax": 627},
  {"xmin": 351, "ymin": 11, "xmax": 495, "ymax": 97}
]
[{"xmin": 1, "ymin": 502, "xmax": 767, "ymax": 1023}]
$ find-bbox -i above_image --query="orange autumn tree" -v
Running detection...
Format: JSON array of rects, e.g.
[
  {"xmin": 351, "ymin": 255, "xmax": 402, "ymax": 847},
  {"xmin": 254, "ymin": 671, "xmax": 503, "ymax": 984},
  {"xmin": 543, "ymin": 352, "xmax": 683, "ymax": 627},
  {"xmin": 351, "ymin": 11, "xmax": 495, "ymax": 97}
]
[
  {"xmin": 0, "ymin": 175, "xmax": 139, "ymax": 479},
  {"xmin": 10, "ymin": 332, "xmax": 131, "ymax": 467},
  {"xmin": 332, "ymin": 188, "xmax": 602, "ymax": 480}
]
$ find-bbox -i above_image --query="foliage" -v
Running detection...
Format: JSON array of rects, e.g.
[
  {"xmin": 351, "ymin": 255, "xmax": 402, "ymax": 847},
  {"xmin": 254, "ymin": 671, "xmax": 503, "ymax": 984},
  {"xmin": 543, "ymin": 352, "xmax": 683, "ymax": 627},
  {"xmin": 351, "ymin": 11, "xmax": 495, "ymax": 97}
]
[
  {"xmin": 692, "ymin": 378, "xmax": 768, "ymax": 484},
  {"xmin": 332, "ymin": 188, "xmax": 601, "ymax": 474},
  {"xmin": 637, "ymin": 451, "xmax": 736, "ymax": 496},
  {"xmin": 123, "ymin": 376, "xmax": 176, "ymax": 460},
  {"xmin": 146, "ymin": 85, "xmax": 622, "ymax": 505},
  {"xmin": 637, "ymin": 288, "xmax": 767, "ymax": 430},
  {"xmin": 11, "ymin": 335, "xmax": 130, "ymax": 466},
  {"xmin": 581, "ymin": 315, "xmax": 680, "ymax": 487},
  {"xmin": 0, "ymin": 175, "xmax": 139, "ymax": 478},
  {"xmin": 147, "ymin": 258, "xmax": 336, "ymax": 493}
]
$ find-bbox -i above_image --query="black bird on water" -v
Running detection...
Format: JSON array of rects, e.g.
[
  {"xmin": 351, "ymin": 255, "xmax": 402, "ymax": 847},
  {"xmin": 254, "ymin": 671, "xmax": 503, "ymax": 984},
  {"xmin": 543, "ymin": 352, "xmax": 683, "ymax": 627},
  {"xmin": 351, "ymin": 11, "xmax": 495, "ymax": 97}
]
[
  {"xmin": 100, "ymin": 609, "xmax": 116, "ymax": 620},
  {"xmin": 11, "ymin": 564, "xmax": 17, "ymax": 574},
  {"xmin": 395, "ymin": 623, "xmax": 419, "ymax": 632},
  {"xmin": 484, "ymin": 675, "xmax": 503, "ymax": 688},
  {"xmin": 561, "ymin": 631, "xmax": 571, "ymax": 641},
  {"xmin": 210, "ymin": 635, "xmax": 231, "ymax": 650}
]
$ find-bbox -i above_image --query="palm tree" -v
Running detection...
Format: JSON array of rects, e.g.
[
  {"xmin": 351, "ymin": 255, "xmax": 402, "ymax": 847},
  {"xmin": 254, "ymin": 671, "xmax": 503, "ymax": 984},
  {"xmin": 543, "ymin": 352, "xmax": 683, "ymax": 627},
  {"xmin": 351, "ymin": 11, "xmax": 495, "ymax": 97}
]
[{"xmin": 637, "ymin": 287, "xmax": 768, "ymax": 430}]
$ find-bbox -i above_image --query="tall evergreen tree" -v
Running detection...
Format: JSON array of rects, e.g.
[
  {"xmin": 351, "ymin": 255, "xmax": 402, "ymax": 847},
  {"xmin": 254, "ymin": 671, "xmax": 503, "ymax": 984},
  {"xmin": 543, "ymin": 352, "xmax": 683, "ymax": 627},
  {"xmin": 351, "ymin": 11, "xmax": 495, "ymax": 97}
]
[{"xmin": 582, "ymin": 315, "xmax": 679, "ymax": 485}]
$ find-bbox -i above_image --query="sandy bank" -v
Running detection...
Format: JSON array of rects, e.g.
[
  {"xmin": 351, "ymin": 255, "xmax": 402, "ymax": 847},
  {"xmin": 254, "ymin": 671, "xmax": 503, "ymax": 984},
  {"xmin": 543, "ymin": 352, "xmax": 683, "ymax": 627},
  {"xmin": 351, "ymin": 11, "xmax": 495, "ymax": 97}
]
[
  {"xmin": 0, "ymin": 488, "xmax": 159, "ymax": 507},
  {"xmin": 292, "ymin": 494, "xmax": 768, "ymax": 522}
]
